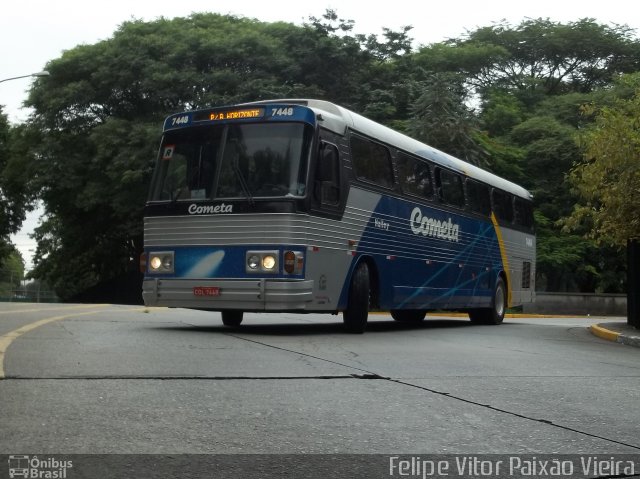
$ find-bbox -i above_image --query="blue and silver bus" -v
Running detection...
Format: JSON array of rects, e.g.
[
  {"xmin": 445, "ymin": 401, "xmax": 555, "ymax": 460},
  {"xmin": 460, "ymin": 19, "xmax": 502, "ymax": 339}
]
[{"xmin": 142, "ymin": 99, "xmax": 535, "ymax": 332}]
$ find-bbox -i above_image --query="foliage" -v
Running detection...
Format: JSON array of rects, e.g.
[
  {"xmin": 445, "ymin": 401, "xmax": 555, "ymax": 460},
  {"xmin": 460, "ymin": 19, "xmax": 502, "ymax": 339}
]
[
  {"xmin": 510, "ymin": 115, "xmax": 580, "ymax": 214},
  {"xmin": 472, "ymin": 133, "xmax": 525, "ymax": 182},
  {"xmin": 0, "ymin": 246, "xmax": 25, "ymax": 297},
  {"xmin": 480, "ymin": 90, "xmax": 526, "ymax": 137},
  {"xmin": 408, "ymin": 72, "xmax": 486, "ymax": 165},
  {"xmin": 0, "ymin": 107, "xmax": 10, "ymax": 264},
  {"xmin": 0, "ymin": 109, "xmax": 36, "ymax": 268},
  {"xmin": 566, "ymin": 74, "xmax": 640, "ymax": 246},
  {"xmin": 449, "ymin": 18, "xmax": 640, "ymax": 96}
]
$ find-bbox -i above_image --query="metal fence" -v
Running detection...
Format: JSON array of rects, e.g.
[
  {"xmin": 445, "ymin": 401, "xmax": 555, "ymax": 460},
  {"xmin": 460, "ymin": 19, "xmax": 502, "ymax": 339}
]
[
  {"xmin": 0, "ymin": 287, "xmax": 59, "ymax": 303},
  {"xmin": 0, "ymin": 268, "xmax": 59, "ymax": 303}
]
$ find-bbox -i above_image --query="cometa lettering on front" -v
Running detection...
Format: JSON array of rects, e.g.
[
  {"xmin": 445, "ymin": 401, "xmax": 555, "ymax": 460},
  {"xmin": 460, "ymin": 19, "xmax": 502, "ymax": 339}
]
[
  {"xmin": 188, "ymin": 203, "xmax": 233, "ymax": 215},
  {"xmin": 410, "ymin": 207, "xmax": 460, "ymax": 242}
]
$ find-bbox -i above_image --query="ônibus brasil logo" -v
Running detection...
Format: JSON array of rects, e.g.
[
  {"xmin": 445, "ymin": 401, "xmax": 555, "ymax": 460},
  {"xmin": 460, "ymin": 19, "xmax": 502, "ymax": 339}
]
[
  {"xmin": 8, "ymin": 455, "xmax": 73, "ymax": 478},
  {"xmin": 410, "ymin": 206, "xmax": 460, "ymax": 243}
]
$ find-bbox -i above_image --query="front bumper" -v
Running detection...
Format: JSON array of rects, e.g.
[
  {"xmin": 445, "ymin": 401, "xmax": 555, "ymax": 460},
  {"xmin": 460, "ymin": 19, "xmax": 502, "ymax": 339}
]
[{"xmin": 142, "ymin": 278, "xmax": 314, "ymax": 311}]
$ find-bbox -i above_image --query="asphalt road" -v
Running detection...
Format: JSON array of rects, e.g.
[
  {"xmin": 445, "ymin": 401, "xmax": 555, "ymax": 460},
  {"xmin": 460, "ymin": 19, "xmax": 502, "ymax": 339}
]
[{"xmin": 1, "ymin": 303, "xmax": 639, "ymax": 457}]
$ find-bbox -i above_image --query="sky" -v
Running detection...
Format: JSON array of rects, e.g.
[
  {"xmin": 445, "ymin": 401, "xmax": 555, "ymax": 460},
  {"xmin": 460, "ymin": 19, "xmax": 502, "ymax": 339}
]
[{"xmin": 2, "ymin": 0, "xmax": 639, "ymax": 271}]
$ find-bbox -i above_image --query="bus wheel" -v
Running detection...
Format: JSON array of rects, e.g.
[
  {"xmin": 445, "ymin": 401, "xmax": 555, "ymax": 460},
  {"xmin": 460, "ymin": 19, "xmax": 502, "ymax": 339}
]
[
  {"xmin": 469, "ymin": 277, "xmax": 506, "ymax": 325},
  {"xmin": 221, "ymin": 310, "xmax": 243, "ymax": 327},
  {"xmin": 390, "ymin": 310, "xmax": 426, "ymax": 322},
  {"xmin": 343, "ymin": 262, "xmax": 370, "ymax": 334}
]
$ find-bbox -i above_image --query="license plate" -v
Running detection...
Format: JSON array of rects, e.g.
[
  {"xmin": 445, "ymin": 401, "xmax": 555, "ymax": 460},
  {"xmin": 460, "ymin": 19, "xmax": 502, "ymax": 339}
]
[{"xmin": 193, "ymin": 286, "xmax": 221, "ymax": 297}]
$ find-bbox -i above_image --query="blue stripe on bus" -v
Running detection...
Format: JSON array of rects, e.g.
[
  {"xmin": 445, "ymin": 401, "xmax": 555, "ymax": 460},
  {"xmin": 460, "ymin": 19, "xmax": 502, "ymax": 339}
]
[
  {"xmin": 145, "ymin": 245, "xmax": 305, "ymax": 279},
  {"xmin": 337, "ymin": 195, "xmax": 504, "ymax": 311}
]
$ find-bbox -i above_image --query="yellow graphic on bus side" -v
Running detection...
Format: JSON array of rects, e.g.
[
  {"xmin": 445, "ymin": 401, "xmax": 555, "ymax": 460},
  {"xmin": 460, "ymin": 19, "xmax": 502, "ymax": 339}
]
[{"xmin": 490, "ymin": 212, "xmax": 512, "ymax": 308}]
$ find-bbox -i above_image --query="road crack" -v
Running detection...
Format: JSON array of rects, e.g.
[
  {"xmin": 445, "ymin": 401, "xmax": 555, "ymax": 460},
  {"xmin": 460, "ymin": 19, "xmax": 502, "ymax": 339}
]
[
  {"xmin": 3, "ymin": 374, "xmax": 361, "ymax": 380},
  {"xmin": 224, "ymin": 332, "xmax": 640, "ymax": 452}
]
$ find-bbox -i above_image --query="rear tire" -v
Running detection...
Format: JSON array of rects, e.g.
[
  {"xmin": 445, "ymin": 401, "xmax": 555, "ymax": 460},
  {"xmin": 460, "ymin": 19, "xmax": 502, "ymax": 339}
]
[
  {"xmin": 221, "ymin": 310, "xmax": 243, "ymax": 327},
  {"xmin": 343, "ymin": 262, "xmax": 370, "ymax": 334},
  {"xmin": 390, "ymin": 310, "xmax": 426, "ymax": 322},
  {"xmin": 469, "ymin": 277, "xmax": 506, "ymax": 325}
]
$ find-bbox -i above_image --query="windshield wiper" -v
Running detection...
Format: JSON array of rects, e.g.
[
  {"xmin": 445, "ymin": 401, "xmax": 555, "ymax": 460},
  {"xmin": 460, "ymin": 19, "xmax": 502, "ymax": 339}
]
[
  {"xmin": 232, "ymin": 157, "xmax": 254, "ymax": 207},
  {"xmin": 170, "ymin": 188, "xmax": 182, "ymax": 203}
]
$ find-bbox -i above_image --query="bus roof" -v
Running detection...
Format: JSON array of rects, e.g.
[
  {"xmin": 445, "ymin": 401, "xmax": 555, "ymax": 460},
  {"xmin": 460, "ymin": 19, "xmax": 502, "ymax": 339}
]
[{"xmin": 242, "ymin": 99, "xmax": 532, "ymax": 200}]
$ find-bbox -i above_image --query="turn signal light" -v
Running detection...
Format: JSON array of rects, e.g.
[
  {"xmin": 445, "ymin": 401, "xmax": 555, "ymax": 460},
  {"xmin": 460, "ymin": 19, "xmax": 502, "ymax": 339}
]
[
  {"xmin": 283, "ymin": 251, "xmax": 304, "ymax": 275},
  {"xmin": 284, "ymin": 251, "xmax": 296, "ymax": 274}
]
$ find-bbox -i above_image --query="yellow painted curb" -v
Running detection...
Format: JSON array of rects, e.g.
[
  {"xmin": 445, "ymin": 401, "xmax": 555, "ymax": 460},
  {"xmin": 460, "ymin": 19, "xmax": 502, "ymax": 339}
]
[{"xmin": 589, "ymin": 324, "xmax": 621, "ymax": 342}]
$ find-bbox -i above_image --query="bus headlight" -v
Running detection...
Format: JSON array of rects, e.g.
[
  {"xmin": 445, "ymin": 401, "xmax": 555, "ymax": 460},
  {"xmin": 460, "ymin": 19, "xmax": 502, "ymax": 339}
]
[
  {"xmin": 150, "ymin": 256, "xmax": 162, "ymax": 270},
  {"xmin": 247, "ymin": 254, "xmax": 260, "ymax": 270},
  {"xmin": 262, "ymin": 255, "xmax": 276, "ymax": 270},
  {"xmin": 148, "ymin": 251, "xmax": 174, "ymax": 274},
  {"xmin": 246, "ymin": 251, "xmax": 279, "ymax": 274}
]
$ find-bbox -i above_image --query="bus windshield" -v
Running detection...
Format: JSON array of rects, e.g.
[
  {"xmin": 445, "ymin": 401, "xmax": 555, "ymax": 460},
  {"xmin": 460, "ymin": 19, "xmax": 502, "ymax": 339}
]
[{"xmin": 149, "ymin": 122, "xmax": 312, "ymax": 202}]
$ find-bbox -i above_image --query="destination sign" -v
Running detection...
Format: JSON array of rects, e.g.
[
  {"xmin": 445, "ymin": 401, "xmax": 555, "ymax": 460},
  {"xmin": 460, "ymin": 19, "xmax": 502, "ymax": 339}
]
[{"xmin": 193, "ymin": 108, "xmax": 265, "ymax": 122}]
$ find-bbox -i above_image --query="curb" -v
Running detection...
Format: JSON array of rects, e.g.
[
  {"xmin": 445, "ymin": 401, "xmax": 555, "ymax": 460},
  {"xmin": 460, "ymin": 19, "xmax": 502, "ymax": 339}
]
[
  {"xmin": 589, "ymin": 324, "xmax": 640, "ymax": 348},
  {"xmin": 589, "ymin": 324, "xmax": 620, "ymax": 342},
  {"xmin": 370, "ymin": 312, "xmax": 589, "ymax": 319}
]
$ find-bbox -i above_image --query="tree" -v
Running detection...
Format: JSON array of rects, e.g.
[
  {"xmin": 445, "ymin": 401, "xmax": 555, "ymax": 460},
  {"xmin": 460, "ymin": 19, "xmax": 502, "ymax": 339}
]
[
  {"xmin": 448, "ymin": 19, "xmax": 640, "ymax": 293},
  {"xmin": 452, "ymin": 18, "xmax": 640, "ymax": 96},
  {"xmin": 480, "ymin": 90, "xmax": 526, "ymax": 137},
  {"xmin": 0, "ymin": 107, "xmax": 11, "ymax": 265},
  {"xmin": 0, "ymin": 109, "xmax": 35, "ymax": 269},
  {"xmin": 408, "ymin": 72, "xmax": 486, "ymax": 165},
  {"xmin": 21, "ymin": 12, "xmax": 383, "ymax": 299},
  {"xmin": 567, "ymin": 73, "xmax": 640, "ymax": 246},
  {"xmin": 567, "ymin": 73, "xmax": 640, "ymax": 322},
  {"xmin": 0, "ymin": 247, "xmax": 25, "ymax": 298}
]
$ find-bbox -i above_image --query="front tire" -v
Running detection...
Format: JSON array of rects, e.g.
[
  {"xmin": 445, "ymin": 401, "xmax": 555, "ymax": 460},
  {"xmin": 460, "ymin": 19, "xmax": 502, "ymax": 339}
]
[
  {"xmin": 221, "ymin": 310, "xmax": 243, "ymax": 327},
  {"xmin": 469, "ymin": 277, "xmax": 506, "ymax": 325},
  {"xmin": 343, "ymin": 262, "xmax": 370, "ymax": 333}
]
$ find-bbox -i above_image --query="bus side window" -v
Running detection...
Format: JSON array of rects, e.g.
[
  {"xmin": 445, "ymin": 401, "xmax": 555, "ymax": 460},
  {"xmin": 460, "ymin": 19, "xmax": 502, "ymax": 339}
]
[
  {"xmin": 435, "ymin": 168, "xmax": 465, "ymax": 208},
  {"xmin": 466, "ymin": 179, "xmax": 491, "ymax": 217},
  {"xmin": 350, "ymin": 135, "xmax": 394, "ymax": 188},
  {"xmin": 514, "ymin": 197, "xmax": 534, "ymax": 230},
  {"xmin": 492, "ymin": 189, "xmax": 514, "ymax": 223},
  {"xmin": 315, "ymin": 142, "xmax": 340, "ymax": 205},
  {"xmin": 397, "ymin": 152, "xmax": 433, "ymax": 200}
]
